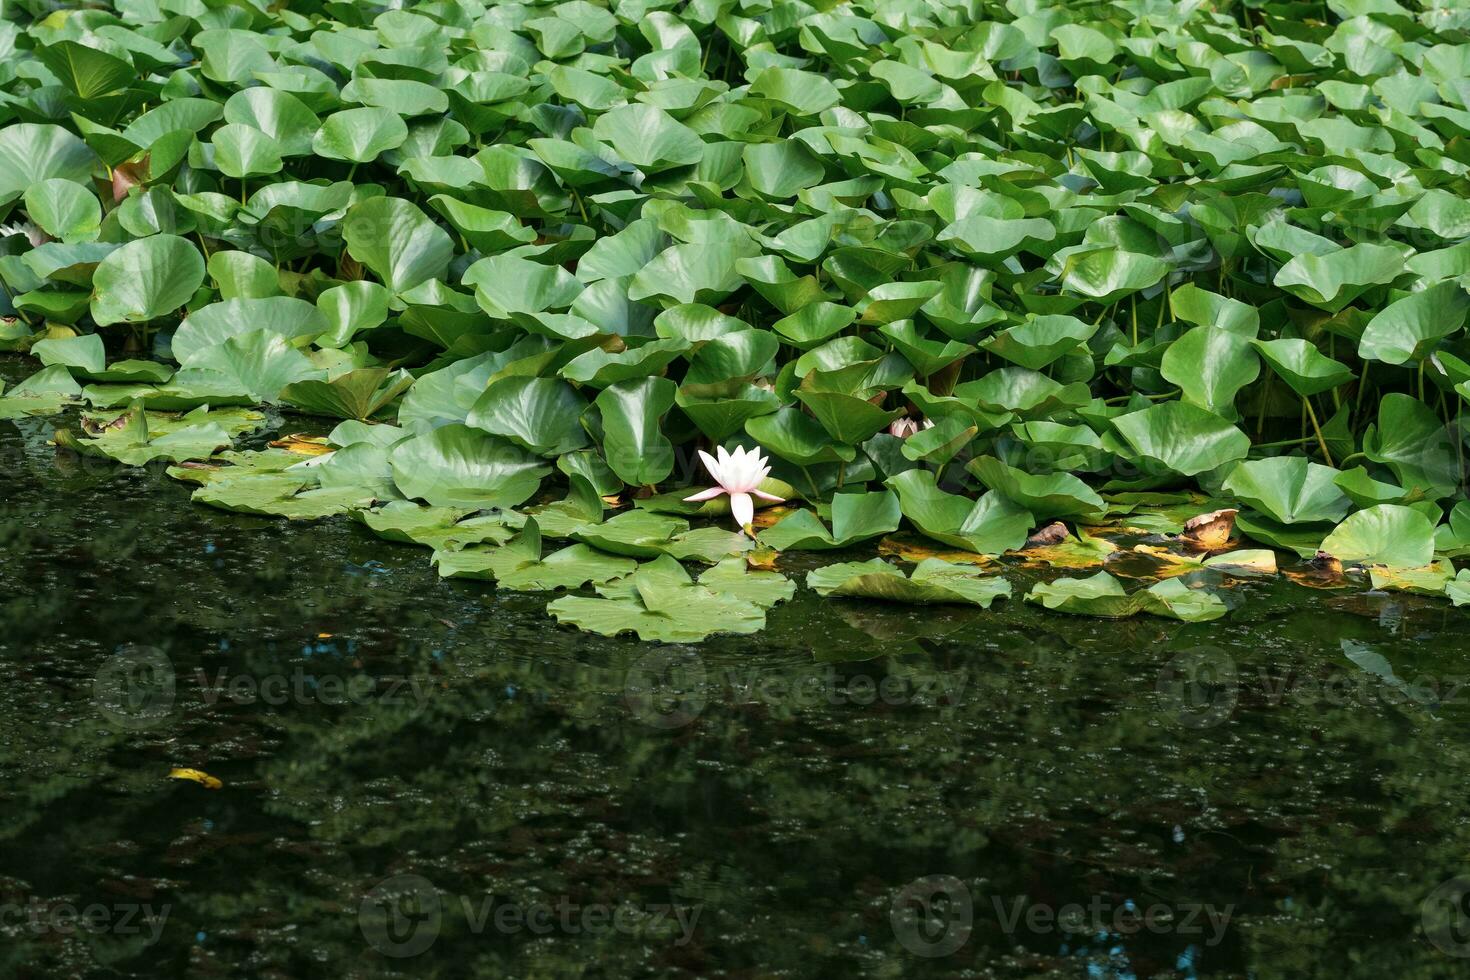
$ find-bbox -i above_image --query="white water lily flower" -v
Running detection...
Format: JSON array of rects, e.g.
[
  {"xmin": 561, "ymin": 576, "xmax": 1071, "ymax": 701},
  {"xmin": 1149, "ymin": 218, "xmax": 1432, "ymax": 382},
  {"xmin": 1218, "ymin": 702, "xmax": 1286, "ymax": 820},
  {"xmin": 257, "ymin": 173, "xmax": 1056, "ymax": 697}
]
[
  {"xmin": 683, "ymin": 445, "xmax": 783, "ymax": 530},
  {"xmin": 0, "ymin": 221, "xmax": 47, "ymax": 248}
]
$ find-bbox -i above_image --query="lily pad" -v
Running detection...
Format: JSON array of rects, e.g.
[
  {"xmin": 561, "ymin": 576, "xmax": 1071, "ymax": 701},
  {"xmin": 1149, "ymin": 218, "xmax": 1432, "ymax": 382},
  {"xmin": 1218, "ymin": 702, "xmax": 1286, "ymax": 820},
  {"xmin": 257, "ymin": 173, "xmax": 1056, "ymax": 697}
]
[
  {"xmin": 1320, "ymin": 504, "xmax": 1436, "ymax": 568},
  {"xmin": 1221, "ymin": 457, "xmax": 1352, "ymax": 525},
  {"xmin": 757, "ymin": 490, "xmax": 902, "ymax": 551},
  {"xmin": 1025, "ymin": 572, "xmax": 1227, "ymax": 622},
  {"xmin": 547, "ymin": 554, "xmax": 769, "ymax": 643},
  {"xmin": 433, "ymin": 519, "xmax": 637, "ymax": 591},
  {"xmin": 389, "ymin": 424, "xmax": 550, "ymax": 510},
  {"xmin": 807, "ymin": 558, "xmax": 1012, "ymax": 608}
]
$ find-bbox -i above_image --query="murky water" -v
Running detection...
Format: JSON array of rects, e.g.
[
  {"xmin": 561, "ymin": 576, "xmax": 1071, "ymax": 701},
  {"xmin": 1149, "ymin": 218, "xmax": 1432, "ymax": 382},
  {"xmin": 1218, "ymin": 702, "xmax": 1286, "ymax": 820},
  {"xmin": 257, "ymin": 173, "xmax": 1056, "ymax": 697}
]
[{"xmin": 4, "ymin": 360, "xmax": 1470, "ymax": 978}]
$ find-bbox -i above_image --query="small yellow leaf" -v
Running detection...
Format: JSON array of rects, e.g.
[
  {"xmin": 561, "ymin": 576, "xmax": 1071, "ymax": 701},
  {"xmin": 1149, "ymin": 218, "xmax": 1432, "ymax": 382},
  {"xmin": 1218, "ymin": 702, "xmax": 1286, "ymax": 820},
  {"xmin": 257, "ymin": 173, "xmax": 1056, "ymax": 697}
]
[
  {"xmin": 745, "ymin": 547, "xmax": 779, "ymax": 570},
  {"xmin": 751, "ymin": 505, "xmax": 796, "ymax": 529},
  {"xmin": 168, "ymin": 767, "xmax": 222, "ymax": 790},
  {"xmin": 269, "ymin": 434, "xmax": 332, "ymax": 456}
]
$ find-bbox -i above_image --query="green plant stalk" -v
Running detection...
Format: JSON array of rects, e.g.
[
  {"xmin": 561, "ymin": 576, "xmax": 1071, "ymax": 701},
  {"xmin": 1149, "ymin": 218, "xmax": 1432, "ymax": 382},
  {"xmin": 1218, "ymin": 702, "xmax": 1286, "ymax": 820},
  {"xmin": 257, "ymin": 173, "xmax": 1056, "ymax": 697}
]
[{"xmin": 1303, "ymin": 396, "xmax": 1333, "ymax": 466}]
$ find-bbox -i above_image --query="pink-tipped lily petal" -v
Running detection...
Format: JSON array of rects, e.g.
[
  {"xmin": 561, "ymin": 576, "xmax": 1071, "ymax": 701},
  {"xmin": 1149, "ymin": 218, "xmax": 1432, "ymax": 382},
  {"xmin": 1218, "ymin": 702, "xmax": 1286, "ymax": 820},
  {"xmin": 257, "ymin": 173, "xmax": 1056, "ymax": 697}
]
[{"xmin": 683, "ymin": 487, "xmax": 725, "ymax": 502}]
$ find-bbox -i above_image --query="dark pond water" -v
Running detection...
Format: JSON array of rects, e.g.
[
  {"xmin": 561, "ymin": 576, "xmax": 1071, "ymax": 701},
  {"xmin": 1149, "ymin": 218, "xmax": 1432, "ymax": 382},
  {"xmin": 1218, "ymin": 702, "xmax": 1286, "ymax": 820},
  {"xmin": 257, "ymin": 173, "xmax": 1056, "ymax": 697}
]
[{"xmin": 4, "ymin": 360, "xmax": 1470, "ymax": 978}]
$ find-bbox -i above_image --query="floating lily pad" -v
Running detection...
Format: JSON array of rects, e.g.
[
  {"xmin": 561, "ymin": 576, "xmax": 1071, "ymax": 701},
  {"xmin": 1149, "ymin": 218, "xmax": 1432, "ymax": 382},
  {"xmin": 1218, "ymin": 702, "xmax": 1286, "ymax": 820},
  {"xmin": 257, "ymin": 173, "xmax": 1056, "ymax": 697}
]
[
  {"xmin": 757, "ymin": 490, "xmax": 901, "ymax": 551},
  {"xmin": 54, "ymin": 403, "xmax": 256, "ymax": 466},
  {"xmin": 571, "ymin": 510, "xmax": 750, "ymax": 563},
  {"xmin": 1221, "ymin": 457, "xmax": 1352, "ymax": 525},
  {"xmin": 807, "ymin": 558, "xmax": 1012, "ymax": 608},
  {"xmin": 356, "ymin": 500, "xmax": 522, "ymax": 550},
  {"xmin": 887, "ymin": 469, "xmax": 1033, "ymax": 555},
  {"xmin": 434, "ymin": 518, "xmax": 637, "ymax": 591},
  {"xmin": 0, "ymin": 365, "xmax": 81, "ymax": 419},
  {"xmin": 389, "ymin": 424, "xmax": 550, "ymax": 510},
  {"xmin": 1025, "ymin": 572, "xmax": 1227, "ymax": 622},
  {"xmin": 1320, "ymin": 504, "xmax": 1436, "ymax": 568},
  {"xmin": 547, "ymin": 554, "xmax": 769, "ymax": 643}
]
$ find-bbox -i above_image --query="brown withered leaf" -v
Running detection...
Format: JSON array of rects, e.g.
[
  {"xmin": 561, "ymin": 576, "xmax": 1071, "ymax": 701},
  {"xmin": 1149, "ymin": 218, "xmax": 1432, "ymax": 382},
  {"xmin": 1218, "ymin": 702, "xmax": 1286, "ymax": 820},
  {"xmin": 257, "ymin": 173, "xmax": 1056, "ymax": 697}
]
[
  {"xmin": 112, "ymin": 159, "xmax": 146, "ymax": 202},
  {"xmin": 1283, "ymin": 551, "xmax": 1351, "ymax": 590},
  {"xmin": 1105, "ymin": 544, "xmax": 1198, "ymax": 580},
  {"xmin": 1024, "ymin": 521, "xmax": 1069, "ymax": 547},
  {"xmin": 1179, "ymin": 508, "xmax": 1237, "ymax": 550}
]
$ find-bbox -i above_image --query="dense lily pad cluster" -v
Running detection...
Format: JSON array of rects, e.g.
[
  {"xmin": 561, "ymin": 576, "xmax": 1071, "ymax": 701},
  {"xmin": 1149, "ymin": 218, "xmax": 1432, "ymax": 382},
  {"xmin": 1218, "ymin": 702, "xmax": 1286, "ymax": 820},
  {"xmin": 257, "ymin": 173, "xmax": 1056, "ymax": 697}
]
[{"xmin": 5, "ymin": 0, "xmax": 1470, "ymax": 638}]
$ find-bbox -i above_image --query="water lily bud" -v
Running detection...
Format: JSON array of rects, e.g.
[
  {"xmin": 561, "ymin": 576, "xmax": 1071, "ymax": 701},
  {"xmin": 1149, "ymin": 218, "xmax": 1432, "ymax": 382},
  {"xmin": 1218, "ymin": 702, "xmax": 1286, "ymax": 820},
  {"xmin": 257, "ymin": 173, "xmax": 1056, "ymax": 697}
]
[{"xmin": 889, "ymin": 417, "xmax": 919, "ymax": 439}]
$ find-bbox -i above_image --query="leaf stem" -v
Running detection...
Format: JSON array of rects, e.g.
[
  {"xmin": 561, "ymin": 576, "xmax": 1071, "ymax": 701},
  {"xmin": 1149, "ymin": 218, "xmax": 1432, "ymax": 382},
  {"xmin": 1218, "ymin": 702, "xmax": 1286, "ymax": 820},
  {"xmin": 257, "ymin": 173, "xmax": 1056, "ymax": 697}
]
[
  {"xmin": 799, "ymin": 465, "xmax": 820, "ymax": 499},
  {"xmin": 1304, "ymin": 395, "xmax": 1333, "ymax": 466}
]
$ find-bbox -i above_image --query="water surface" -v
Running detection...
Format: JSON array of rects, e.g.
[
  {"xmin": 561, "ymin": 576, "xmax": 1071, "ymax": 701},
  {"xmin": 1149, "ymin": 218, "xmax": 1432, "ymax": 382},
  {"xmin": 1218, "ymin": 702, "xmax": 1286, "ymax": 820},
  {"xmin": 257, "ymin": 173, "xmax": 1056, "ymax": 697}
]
[{"xmin": 3, "ymin": 363, "xmax": 1469, "ymax": 978}]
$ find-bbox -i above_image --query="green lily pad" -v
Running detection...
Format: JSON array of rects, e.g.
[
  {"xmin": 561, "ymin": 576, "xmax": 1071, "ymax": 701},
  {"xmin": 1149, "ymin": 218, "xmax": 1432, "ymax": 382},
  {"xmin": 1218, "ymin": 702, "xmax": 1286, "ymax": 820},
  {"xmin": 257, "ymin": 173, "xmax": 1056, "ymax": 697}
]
[
  {"xmin": 389, "ymin": 424, "xmax": 550, "ymax": 510},
  {"xmin": 1320, "ymin": 504, "xmax": 1436, "ymax": 568},
  {"xmin": 887, "ymin": 468, "xmax": 1033, "ymax": 555},
  {"xmin": 1111, "ymin": 402, "xmax": 1251, "ymax": 478},
  {"xmin": 571, "ymin": 509, "xmax": 750, "ymax": 563},
  {"xmin": 433, "ymin": 518, "xmax": 637, "ymax": 591},
  {"xmin": 967, "ymin": 456, "xmax": 1107, "ymax": 522},
  {"xmin": 54, "ymin": 402, "xmax": 254, "ymax": 466},
  {"xmin": 547, "ymin": 554, "xmax": 769, "ymax": 643},
  {"xmin": 193, "ymin": 471, "xmax": 379, "ymax": 520},
  {"xmin": 1222, "ymin": 457, "xmax": 1352, "ymax": 525},
  {"xmin": 807, "ymin": 558, "xmax": 1012, "ymax": 608},
  {"xmin": 1025, "ymin": 572, "xmax": 1227, "ymax": 622},
  {"xmin": 281, "ymin": 367, "xmax": 414, "ymax": 420},
  {"xmin": 757, "ymin": 490, "xmax": 901, "ymax": 551},
  {"xmin": 0, "ymin": 365, "xmax": 82, "ymax": 419}
]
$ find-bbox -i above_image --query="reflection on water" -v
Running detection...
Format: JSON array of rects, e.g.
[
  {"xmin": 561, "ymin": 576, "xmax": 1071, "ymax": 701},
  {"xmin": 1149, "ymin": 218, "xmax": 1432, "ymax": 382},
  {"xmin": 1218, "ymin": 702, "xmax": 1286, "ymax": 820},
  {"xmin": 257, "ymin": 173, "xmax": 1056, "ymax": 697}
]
[{"xmin": 4, "ymin": 383, "xmax": 1470, "ymax": 977}]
